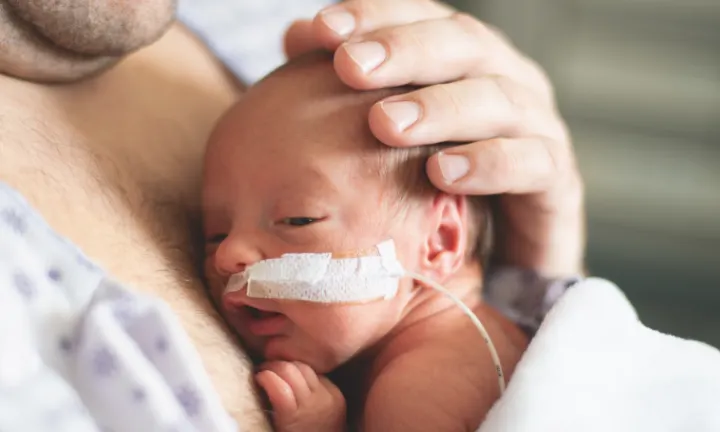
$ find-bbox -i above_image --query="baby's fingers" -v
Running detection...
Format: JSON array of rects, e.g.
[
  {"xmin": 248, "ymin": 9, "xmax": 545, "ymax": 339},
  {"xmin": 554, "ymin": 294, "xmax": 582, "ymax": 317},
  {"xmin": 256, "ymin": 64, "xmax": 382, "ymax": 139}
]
[
  {"xmin": 259, "ymin": 361, "xmax": 312, "ymax": 403},
  {"xmin": 292, "ymin": 361, "xmax": 320, "ymax": 392},
  {"xmin": 256, "ymin": 370, "xmax": 297, "ymax": 416}
]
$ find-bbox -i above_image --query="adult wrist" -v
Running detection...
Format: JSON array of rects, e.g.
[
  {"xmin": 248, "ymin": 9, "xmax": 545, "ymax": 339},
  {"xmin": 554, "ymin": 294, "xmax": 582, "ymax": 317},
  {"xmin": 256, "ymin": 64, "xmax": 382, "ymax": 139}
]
[{"xmin": 483, "ymin": 265, "xmax": 584, "ymax": 336}]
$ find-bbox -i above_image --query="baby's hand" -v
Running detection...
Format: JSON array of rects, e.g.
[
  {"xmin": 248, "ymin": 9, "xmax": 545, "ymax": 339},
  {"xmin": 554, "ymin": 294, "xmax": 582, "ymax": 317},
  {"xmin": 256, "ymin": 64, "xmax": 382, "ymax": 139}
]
[{"xmin": 256, "ymin": 361, "xmax": 346, "ymax": 432}]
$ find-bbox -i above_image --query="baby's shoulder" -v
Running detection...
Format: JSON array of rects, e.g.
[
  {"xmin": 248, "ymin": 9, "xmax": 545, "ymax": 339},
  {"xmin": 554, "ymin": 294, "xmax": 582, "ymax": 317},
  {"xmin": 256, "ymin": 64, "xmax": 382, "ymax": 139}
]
[
  {"xmin": 363, "ymin": 340, "xmax": 499, "ymax": 431},
  {"xmin": 362, "ymin": 307, "xmax": 525, "ymax": 431}
]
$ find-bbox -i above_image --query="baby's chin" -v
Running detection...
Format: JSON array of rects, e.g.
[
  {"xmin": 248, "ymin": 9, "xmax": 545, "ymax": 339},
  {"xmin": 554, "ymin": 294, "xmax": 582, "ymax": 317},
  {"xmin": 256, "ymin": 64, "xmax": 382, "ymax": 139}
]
[{"xmin": 0, "ymin": 0, "xmax": 176, "ymax": 82}]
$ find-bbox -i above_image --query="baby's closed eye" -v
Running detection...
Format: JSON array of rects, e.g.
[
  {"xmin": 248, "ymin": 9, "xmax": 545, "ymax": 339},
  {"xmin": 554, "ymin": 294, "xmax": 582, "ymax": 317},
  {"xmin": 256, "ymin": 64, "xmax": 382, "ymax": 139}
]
[
  {"xmin": 279, "ymin": 217, "xmax": 323, "ymax": 227},
  {"xmin": 273, "ymin": 214, "xmax": 330, "ymax": 245}
]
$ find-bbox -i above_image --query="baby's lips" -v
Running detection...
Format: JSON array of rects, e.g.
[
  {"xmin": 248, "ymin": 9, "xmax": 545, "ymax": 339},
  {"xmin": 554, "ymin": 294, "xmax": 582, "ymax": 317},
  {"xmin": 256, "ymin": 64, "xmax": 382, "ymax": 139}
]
[{"xmin": 222, "ymin": 289, "xmax": 247, "ymax": 312}]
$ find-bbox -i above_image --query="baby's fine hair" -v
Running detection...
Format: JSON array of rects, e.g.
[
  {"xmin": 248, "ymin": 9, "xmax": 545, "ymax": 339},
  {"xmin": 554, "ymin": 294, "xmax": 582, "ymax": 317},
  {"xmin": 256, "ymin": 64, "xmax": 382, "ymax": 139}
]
[
  {"xmin": 385, "ymin": 143, "xmax": 492, "ymax": 266},
  {"xmin": 266, "ymin": 52, "xmax": 493, "ymax": 266}
]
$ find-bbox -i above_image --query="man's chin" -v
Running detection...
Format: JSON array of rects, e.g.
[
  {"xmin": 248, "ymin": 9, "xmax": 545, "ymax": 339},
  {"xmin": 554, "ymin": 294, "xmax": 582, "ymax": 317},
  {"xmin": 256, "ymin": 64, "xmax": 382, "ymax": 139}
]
[
  {"xmin": 0, "ymin": 52, "xmax": 120, "ymax": 84},
  {"xmin": 0, "ymin": 0, "xmax": 175, "ymax": 83}
]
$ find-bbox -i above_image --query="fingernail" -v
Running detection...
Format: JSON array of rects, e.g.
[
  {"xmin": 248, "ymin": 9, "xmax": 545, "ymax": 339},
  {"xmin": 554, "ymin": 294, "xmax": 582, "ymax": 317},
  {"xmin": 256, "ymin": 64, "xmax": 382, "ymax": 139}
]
[
  {"xmin": 381, "ymin": 101, "xmax": 422, "ymax": 132},
  {"xmin": 344, "ymin": 41, "xmax": 387, "ymax": 74},
  {"xmin": 320, "ymin": 9, "xmax": 356, "ymax": 37},
  {"xmin": 438, "ymin": 152, "xmax": 470, "ymax": 184}
]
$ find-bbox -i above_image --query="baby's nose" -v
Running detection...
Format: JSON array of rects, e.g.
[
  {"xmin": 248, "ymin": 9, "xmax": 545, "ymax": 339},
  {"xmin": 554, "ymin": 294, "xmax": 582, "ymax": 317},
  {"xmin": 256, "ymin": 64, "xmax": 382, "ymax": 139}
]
[{"xmin": 214, "ymin": 236, "xmax": 263, "ymax": 276}]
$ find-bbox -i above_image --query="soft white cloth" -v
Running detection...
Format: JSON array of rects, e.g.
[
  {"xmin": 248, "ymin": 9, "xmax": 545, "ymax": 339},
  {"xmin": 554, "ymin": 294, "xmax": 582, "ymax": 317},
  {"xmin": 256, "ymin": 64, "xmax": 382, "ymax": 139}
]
[{"xmin": 479, "ymin": 278, "xmax": 720, "ymax": 432}]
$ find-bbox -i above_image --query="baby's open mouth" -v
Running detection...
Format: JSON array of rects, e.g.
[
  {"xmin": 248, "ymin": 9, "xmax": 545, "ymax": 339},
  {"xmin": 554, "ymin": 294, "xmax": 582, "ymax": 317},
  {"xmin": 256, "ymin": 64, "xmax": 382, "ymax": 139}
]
[
  {"xmin": 244, "ymin": 306, "xmax": 288, "ymax": 336},
  {"xmin": 221, "ymin": 290, "xmax": 289, "ymax": 336},
  {"xmin": 246, "ymin": 305, "xmax": 282, "ymax": 320}
]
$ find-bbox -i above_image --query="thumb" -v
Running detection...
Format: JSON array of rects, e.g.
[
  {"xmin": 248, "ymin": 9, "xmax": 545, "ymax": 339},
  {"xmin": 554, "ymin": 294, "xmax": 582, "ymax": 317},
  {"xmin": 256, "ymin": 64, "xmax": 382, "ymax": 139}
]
[{"xmin": 283, "ymin": 19, "xmax": 323, "ymax": 59}]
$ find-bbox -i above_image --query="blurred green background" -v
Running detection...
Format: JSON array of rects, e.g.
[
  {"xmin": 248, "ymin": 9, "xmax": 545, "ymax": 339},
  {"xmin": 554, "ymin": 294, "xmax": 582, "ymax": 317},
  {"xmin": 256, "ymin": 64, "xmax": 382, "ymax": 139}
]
[{"xmin": 447, "ymin": 0, "xmax": 720, "ymax": 347}]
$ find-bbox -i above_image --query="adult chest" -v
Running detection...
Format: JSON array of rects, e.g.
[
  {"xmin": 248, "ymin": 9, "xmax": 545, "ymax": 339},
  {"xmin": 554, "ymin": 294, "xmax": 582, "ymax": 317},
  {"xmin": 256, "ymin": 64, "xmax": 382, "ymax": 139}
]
[{"xmin": 0, "ymin": 25, "xmax": 240, "ymax": 290}]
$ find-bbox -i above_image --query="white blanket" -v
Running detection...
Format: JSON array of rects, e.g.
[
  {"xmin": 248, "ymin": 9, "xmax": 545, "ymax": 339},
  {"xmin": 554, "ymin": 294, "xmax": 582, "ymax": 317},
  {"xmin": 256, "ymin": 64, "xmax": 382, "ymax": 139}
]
[{"xmin": 479, "ymin": 278, "xmax": 720, "ymax": 432}]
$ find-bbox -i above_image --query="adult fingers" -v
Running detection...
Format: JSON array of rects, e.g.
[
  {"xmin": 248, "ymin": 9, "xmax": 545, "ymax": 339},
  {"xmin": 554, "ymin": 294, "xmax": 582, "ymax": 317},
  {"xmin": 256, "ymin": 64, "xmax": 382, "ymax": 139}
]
[
  {"xmin": 425, "ymin": 136, "xmax": 568, "ymax": 196},
  {"xmin": 368, "ymin": 76, "xmax": 566, "ymax": 148},
  {"xmin": 333, "ymin": 14, "xmax": 547, "ymax": 93},
  {"xmin": 312, "ymin": 0, "xmax": 453, "ymax": 48},
  {"xmin": 284, "ymin": 1, "xmax": 451, "ymax": 59}
]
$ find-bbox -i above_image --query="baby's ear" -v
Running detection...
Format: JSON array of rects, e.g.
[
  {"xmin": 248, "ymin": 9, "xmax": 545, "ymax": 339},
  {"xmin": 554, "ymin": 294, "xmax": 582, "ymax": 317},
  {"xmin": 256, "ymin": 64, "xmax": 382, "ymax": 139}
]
[{"xmin": 419, "ymin": 193, "xmax": 469, "ymax": 283}]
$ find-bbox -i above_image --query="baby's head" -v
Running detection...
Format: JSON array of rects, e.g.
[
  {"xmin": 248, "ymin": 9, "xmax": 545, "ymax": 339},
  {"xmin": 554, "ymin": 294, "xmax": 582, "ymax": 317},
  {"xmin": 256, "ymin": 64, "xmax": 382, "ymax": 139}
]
[{"xmin": 202, "ymin": 52, "xmax": 489, "ymax": 372}]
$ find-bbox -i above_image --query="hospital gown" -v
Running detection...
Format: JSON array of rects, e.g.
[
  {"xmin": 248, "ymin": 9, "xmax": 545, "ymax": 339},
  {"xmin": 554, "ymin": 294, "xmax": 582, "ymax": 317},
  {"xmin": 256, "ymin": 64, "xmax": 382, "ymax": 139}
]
[
  {"xmin": 0, "ymin": 1, "xmax": 333, "ymax": 430},
  {"xmin": 0, "ymin": 182, "xmax": 237, "ymax": 431}
]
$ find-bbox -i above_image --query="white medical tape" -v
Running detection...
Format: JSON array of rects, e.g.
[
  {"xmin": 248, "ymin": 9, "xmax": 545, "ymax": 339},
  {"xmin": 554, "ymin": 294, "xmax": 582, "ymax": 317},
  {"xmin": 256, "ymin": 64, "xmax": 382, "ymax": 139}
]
[
  {"xmin": 225, "ymin": 240, "xmax": 405, "ymax": 303},
  {"xmin": 223, "ymin": 239, "xmax": 506, "ymax": 394}
]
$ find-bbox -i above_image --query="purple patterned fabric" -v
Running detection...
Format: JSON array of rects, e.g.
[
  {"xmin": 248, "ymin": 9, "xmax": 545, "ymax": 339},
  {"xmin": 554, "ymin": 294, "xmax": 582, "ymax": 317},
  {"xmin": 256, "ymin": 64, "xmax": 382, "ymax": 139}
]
[
  {"xmin": 0, "ymin": 182, "xmax": 236, "ymax": 431},
  {"xmin": 484, "ymin": 267, "xmax": 582, "ymax": 336}
]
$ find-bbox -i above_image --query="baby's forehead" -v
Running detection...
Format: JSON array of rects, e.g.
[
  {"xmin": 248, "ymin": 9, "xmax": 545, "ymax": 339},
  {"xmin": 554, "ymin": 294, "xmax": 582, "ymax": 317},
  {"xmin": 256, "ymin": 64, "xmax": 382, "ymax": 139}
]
[
  {"xmin": 240, "ymin": 68, "xmax": 388, "ymax": 153},
  {"xmin": 209, "ymin": 53, "xmax": 412, "ymax": 190}
]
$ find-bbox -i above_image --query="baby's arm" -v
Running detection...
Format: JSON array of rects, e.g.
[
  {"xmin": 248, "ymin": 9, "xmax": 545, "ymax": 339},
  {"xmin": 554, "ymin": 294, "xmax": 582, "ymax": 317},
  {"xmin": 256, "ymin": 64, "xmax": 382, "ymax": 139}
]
[{"xmin": 256, "ymin": 361, "xmax": 346, "ymax": 432}]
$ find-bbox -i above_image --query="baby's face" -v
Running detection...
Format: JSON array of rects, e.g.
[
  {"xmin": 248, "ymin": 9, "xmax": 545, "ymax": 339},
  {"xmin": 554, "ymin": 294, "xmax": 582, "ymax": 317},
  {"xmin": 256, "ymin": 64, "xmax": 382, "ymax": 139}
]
[{"xmin": 202, "ymin": 58, "xmax": 436, "ymax": 373}]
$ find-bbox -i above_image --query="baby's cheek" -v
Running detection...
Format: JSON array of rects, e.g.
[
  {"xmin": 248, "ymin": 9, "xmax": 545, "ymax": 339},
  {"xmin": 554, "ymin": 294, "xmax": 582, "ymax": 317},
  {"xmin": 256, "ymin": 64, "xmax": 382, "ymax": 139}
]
[
  {"xmin": 290, "ymin": 306, "xmax": 372, "ymax": 345},
  {"xmin": 392, "ymin": 236, "xmax": 426, "ymax": 273},
  {"xmin": 333, "ymin": 304, "xmax": 396, "ymax": 342},
  {"xmin": 202, "ymin": 258, "xmax": 226, "ymax": 306}
]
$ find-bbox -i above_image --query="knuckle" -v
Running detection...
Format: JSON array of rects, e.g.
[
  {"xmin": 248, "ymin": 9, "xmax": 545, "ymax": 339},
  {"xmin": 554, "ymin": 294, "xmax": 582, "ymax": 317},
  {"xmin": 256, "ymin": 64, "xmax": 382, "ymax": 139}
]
[
  {"xmin": 350, "ymin": 0, "xmax": 382, "ymax": 22},
  {"xmin": 490, "ymin": 76, "xmax": 553, "ymax": 133},
  {"xmin": 273, "ymin": 361, "xmax": 297, "ymax": 377},
  {"xmin": 381, "ymin": 26, "xmax": 427, "ymax": 57},
  {"xmin": 451, "ymin": 12, "xmax": 491, "ymax": 39},
  {"xmin": 539, "ymin": 137, "xmax": 571, "ymax": 177},
  {"xmin": 481, "ymin": 139, "xmax": 519, "ymax": 181},
  {"xmin": 429, "ymin": 85, "xmax": 465, "ymax": 118},
  {"xmin": 293, "ymin": 361, "xmax": 314, "ymax": 377},
  {"xmin": 493, "ymin": 77, "xmax": 528, "ymax": 117}
]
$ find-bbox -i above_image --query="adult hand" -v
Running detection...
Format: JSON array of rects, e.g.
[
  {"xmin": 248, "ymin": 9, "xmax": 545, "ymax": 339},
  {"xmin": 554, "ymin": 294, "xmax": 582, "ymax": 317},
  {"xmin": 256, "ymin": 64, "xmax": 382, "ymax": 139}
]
[{"xmin": 284, "ymin": 0, "xmax": 585, "ymax": 277}]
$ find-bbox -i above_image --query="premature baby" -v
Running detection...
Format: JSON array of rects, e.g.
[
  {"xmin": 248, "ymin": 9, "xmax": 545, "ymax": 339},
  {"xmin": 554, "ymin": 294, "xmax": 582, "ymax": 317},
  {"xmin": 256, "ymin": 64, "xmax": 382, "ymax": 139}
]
[{"xmin": 202, "ymin": 52, "xmax": 528, "ymax": 431}]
